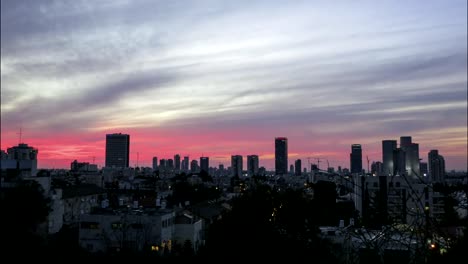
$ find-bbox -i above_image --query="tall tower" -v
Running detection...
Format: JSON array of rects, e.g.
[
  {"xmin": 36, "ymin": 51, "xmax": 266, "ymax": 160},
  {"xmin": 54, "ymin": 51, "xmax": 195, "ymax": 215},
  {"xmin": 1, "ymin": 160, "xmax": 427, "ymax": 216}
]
[
  {"xmin": 231, "ymin": 155, "xmax": 243, "ymax": 177},
  {"xmin": 152, "ymin": 157, "xmax": 158, "ymax": 171},
  {"xmin": 350, "ymin": 144, "xmax": 362, "ymax": 174},
  {"xmin": 183, "ymin": 156, "xmax": 189, "ymax": 172},
  {"xmin": 400, "ymin": 136, "xmax": 420, "ymax": 179},
  {"xmin": 174, "ymin": 154, "xmax": 181, "ymax": 171},
  {"xmin": 105, "ymin": 133, "xmax": 130, "ymax": 168},
  {"xmin": 294, "ymin": 159, "xmax": 302, "ymax": 176},
  {"xmin": 247, "ymin": 155, "xmax": 259, "ymax": 177},
  {"xmin": 382, "ymin": 140, "xmax": 397, "ymax": 175},
  {"xmin": 275, "ymin": 137, "xmax": 288, "ymax": 175},
  {"xmin": 428, "ymin": 150, "xmax": 445, "ymax": 183},
  {"xmin": 200, "ymin": 157, "xmax": 209, "ymax": 173}
]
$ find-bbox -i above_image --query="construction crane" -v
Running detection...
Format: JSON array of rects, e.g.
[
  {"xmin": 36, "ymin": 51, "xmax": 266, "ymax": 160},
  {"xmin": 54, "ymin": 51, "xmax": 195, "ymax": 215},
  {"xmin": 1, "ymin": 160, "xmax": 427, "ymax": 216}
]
[
  {"xmin": 366, "ymin": 156, "xmax": 370, "ymax": 173},
  {"xmin": 306, "ymin": 157, "xmax": 323, "ymax": 170}
]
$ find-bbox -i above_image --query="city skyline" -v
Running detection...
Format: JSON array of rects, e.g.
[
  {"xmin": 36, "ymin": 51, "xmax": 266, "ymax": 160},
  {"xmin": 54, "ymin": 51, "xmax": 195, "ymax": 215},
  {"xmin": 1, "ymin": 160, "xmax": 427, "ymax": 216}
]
[{"xmin": 1, "ymin": 1, "xmax": 467, "ymax": 170}]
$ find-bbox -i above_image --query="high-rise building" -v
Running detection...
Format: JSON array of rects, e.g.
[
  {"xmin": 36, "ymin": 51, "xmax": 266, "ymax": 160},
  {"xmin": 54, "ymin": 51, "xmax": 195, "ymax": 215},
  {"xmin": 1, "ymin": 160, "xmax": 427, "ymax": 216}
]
[
  {"xmin": 174, "ymin": 154, "xmax": 181, "ymax": 171},
  {"xmin": 200, "ymin": 157, "xmax": 209, "ymax": 173},
  {"xmin": 105, "ymin": 133, "xmax": 130, "ymax": 168},
  {"xmin": 247, "ymin": 155, "xmax": 259, "ymax": 177},
  {"xmin": 160, "ymin": 159, "xmax": 166, "ymax": 169},
  {"xmin": 400, "ymin": 136, "xmax": 420, "ymax": 179},
  {"xmin": 190, "ymin": 160, "xmax": 199, "ymax": 173},
  {"xmin": 231, "ymin": 155, "xmax": 243, "ymax": 177},
  {"xmin": 182, "ymin": 156, "xmax": 189, "ymax": 172},
  {"xmin": 428, "ymin": 150, "xmax": 445, "ymax": 183},
  {"xmin": 294, "ymin": 159, "xmax": 302, "ymax": 176},
  {"xmin": 382, "ymin": 140, "xmax": 397, "ymax": 175},
  {"xmin": 275, "ymin": 137, "xmax": 288, "ymax": 175},
  {"xmin": 152, "ymin": 157, "xmax": 158, "ymax": 171},
  {"xmin": 350, "ymin": 144, "xmax": 362, "ymax": 174},
  {"xmin": 393, "ymin": 148, "xmax": 406, "ymax": 176},
  {"xmin": 167, "ymin": 159, "xmax": 174, "ymax": 170}
]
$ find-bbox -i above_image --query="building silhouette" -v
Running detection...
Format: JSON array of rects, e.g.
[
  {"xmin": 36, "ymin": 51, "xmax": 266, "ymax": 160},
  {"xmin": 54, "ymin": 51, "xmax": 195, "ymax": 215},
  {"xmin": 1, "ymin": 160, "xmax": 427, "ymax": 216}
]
[
  {"xmin": 382, "ymin": 140, "xmax": 397, "ymax": 175},
  {"xmin": 400, "ymin": 136, "xmax": 420, "ymax": 179},
  {"xmin": 231, "ymin": 155, "xmax": 243, "ymax": 177},
  {"xmin": 152, "ymin": 157, "xmax": 158, "ymax": 171},
  {"xmin": 174, "ymin": 154, "xmax": 181, "ymax": 171},
  {"xmin": 105, "ymin": 133, "xmax": 130, "ymax": 168},
  {"xmin": 275, "ymin": 137, "xmax": 288, "ymax": 175},
  {"xmin": 428, "ymin": 150, "xmax": 445, "ymax": 183},
  {"xmin": 350, "ymin": 144, "xmax": 362, "ymax": 174},
  {"xmin": 247, "ymin": 155, "xmax": 259, "ymax": 177},
  {"xmin": 200, "ymin": 157, "xmax": 209, "ymax": 173},
  {"xmin": 295, "ymin": 159, "xmax": 302, "ymax": 176}
]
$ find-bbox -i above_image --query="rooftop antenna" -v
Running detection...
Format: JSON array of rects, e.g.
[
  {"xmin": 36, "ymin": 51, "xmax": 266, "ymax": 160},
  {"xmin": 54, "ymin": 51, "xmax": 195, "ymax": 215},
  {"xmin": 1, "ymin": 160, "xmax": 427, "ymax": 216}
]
[
  {"xmin": 17, "ymin": 127, "xmax": 23, "ymax": 144},
  {"xmin": 136, "ymin": 152, "xmax": 139, "ymax": 168}
]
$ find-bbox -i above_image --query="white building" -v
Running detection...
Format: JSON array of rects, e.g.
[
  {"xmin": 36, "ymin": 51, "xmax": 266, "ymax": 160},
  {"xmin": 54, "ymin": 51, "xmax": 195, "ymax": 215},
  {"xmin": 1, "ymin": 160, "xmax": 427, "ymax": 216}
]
[{"xmin": 79, "ymin": 208, "xmax": 175, "ymax": 253}]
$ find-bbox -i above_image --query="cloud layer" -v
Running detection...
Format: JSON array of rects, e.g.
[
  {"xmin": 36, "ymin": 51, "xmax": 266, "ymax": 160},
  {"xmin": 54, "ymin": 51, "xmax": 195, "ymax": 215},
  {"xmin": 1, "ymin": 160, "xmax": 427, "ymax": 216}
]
[{"xmin": 1, "ymin": 0, "xmax": 467, "ymax": 170}]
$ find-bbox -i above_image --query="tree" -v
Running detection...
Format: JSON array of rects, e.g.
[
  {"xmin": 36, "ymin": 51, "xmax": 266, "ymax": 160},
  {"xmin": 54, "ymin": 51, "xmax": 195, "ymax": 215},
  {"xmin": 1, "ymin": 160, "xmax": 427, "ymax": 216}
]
[{"xmin": 0, "ymin": 180, "xmax": 51, "ymax": 256}]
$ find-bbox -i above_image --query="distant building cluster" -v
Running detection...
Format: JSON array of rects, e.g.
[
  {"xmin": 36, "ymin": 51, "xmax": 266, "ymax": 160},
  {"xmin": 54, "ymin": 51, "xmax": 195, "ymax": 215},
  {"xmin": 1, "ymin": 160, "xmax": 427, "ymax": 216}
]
[{"xmin": 0, "ymin": 133, "xmax": 465, "ymax": 258}]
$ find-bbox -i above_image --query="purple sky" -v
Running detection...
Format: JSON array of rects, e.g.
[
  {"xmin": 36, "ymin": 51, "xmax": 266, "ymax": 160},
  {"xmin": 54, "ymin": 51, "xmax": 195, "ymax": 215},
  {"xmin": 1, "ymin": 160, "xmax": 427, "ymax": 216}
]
[{"xmin": 1, "ymin": 0, "xmax": 467, "ymax": 170}]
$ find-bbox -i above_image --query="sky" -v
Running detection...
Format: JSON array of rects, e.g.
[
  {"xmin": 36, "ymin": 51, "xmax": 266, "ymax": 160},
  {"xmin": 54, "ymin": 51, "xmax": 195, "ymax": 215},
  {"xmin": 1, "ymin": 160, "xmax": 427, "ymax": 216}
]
[{"xmin": 1, "ymin": 0, "xmax": 467, "ymax": 171}]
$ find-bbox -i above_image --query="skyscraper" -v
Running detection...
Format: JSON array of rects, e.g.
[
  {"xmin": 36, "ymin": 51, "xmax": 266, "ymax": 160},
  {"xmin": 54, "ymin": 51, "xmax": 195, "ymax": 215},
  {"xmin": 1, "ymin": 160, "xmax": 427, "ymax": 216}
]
[
  {"xmin": 400, "ymin": 136, "xmax": 420, "ymax": 178},
  {"xmin": 174, "ymin": 154, "xmax": 181, "ymax": 171},
  {"xmin": 190, "ymin": 160, "xmax": 199, "ymax": 173},
  {"xmin": 200, "ymin": 157, "xmax": 209, "ymax": 173},
  {"xmin": 247, "ymin": 155, "xmax": 259, "ymax": 177},
  {"xmin": 428, "ymin": 150, "xmax": 445, "ymax": 183},
  {"xmin": 105, "ymin": 133, "xmax": 130, "ymax": 168},
  {"xmin": 382, "ymin": 140, "xmax": 397, "ymax": 175},
  {"xmin": 275, "ymin": 137, "xmax": 288, "ymax": 175},
  {"xmin": 393, "ymin": 148, "xmax": 406, "ymax": 176},
  {"xmin": 294, "ymin": 159, "xmax": 302, "ymax": 176},
  {"xmin": 350, "ymin": 144, "xmax": 362, "ymax": 174},
  {"xmin": 152, "ymin": 157, "xmax": 158, "ymax": 171},
  {"xmin": 182, "ymin": 156, "xmax": 189, "ymax": 172},
  {"xmin": 231, "ymin": 155, "xmax": 243, "ymax": 177}
]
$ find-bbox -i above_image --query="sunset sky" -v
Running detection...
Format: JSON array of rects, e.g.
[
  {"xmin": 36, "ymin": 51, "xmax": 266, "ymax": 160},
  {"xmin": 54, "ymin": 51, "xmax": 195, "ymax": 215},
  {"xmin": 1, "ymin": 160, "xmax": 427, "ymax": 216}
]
[{"xmin": 1, "ymin": 0, "xmax": 467, "ymax": 171}]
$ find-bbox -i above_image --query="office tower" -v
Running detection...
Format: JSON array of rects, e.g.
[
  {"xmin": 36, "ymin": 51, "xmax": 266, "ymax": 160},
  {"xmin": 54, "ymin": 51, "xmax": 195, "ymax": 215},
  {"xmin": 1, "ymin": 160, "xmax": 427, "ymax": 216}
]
[
  {"xmin": 152, "ymin": 157, "xmax": 158, "ymax": 171},
  {"xmin": 190, "ymin": 160, "xmax": 199, "ymax": 173},
  {"xmin": 382, "ymin": 140, "xmax": 397, "ymax": 175},
  {"xmin": 350, "ymin": 144, "xmax": 362, "ymax": 174},
  {"xmin": 428, "ymin": 150, "xmax": 445, "ymax": 183},
  {"xmin": 393, "ymin": 148, "xmax": 406, "ymax": 176},
  {"xmin": 174, "ymin": 154, "xmax": 181, "ymax": 171},
  {"xmin": 105, "ymin": 133, "xmax": 130, "ymax": 168},
  {"xmin": 289, "ymin": 164, "xmax": 294, "ymax": 174},
  {"xmin": 275, "ymin": 137, "xmax": 288, "ymax": 175},
  {"xmin": 295, "ymin": 159, "xmax": 302, "ymax": 176},
  {"xmin": 247, "ymin": 155, "xmax": 259, "ymax": 177},
  {"xmin": 231, "ymin": 155, "xmax": 243, "ymax": 177},
  {"xmin": 167, "ymin": 159, "xmax": 174, "ymax": 170},
  {"xmin": 200, "ymin": 157, "xmax": 209, "ymax": 173},
  {"xmin": 160, "ymin": 159, "xmax": 166, "ymax": 169},
  {"xmin": 182, "ymin": 156, "xmax": 189, "ymax": 172},
  {"xmin": 400, "ymin": 136, "xmax": 420, "ymax": 178}
]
